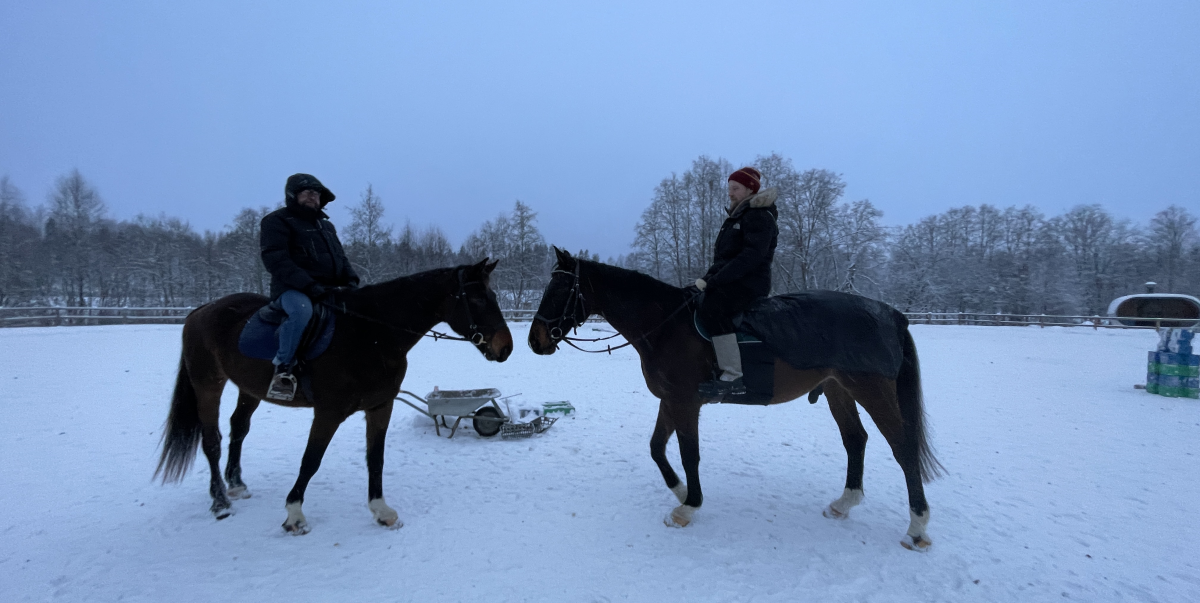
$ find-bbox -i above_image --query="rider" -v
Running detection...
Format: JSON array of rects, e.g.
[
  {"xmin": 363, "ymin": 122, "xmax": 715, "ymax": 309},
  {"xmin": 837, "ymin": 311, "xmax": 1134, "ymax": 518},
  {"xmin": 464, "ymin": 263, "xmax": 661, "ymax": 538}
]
[
  {"xmin": 259, "ymin": 173, "xmax": 360, "ymax": 401},
  {"xmin": 695, "ymin": 167, "xmax": 778, "ymax": 398}
]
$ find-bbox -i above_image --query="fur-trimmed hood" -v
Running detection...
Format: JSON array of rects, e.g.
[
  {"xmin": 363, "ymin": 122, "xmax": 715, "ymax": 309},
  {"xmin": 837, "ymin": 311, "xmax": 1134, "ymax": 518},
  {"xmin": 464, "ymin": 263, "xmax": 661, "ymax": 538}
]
[{"xmin": 728, "ymin": 187, "xmax": 777, "ymax": 216}]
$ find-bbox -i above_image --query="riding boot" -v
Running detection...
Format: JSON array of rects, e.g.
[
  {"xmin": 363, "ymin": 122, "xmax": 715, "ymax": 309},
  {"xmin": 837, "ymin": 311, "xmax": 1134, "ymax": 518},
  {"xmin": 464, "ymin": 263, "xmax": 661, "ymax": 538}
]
[
  {"xmin": 267, "ymin": 363, "xmax": 298, "ymax": 402},
  {"xmin": 698, "ymin": 334, "xmax": 746, "ymax": 398}
]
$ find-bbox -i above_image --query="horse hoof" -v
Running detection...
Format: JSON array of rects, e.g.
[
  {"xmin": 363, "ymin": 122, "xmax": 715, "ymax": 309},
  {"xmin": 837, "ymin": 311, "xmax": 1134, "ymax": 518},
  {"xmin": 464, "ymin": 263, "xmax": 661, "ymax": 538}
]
[
  {"xmin": 823, "ymin": 505, "xmax": 848, "ymax": 519},
  {"xmin": 226, "ymin": 486, "xmax": 251, "ymax": 500},
  {"xmin": 368, "ymin": 498, "xmax": 402, "ymax": 529},
  {"xmin": 900, "ymin": 534, "xmax": 932, "ymax": 552},
  {"xmin": 664, "ymin": 505, "xmax": 696, "ymax": 528},
  {"xmin": 212, "ymin": 506, "xmax": 233, "ymax": 520},
  {"xmin": 282, "ymin": 519, "xmax": 310, "ymax": 535}
]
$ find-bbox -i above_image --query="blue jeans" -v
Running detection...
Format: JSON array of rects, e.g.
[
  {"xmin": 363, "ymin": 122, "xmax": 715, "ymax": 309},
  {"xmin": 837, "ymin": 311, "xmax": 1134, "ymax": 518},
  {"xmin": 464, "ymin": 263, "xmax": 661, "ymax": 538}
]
[{"xmin": 273, "ymin": 289, "xmax": 313, "ymax": 368}]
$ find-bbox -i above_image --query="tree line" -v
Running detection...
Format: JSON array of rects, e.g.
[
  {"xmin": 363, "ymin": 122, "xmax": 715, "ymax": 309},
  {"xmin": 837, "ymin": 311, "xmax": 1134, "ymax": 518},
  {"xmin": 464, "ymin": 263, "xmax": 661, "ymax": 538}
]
[
  {"xmin": 1, "ymin": 161, "xmax": 1196, "ymax": 315},
  {"xmin": 624, "ymin": 154, "xmax": 1198, "ymax": 315}
]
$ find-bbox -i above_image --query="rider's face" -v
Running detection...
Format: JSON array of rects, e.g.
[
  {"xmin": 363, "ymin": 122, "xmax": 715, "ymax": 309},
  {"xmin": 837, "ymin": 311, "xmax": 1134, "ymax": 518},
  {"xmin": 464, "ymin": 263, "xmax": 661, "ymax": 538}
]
[
  {"xmin": 297, "ymin": 189, "xmax": 322, "ymax": 209},
  {"xmin": 728, "ymin": 181, "xmax": 753, "ymax": 207}
]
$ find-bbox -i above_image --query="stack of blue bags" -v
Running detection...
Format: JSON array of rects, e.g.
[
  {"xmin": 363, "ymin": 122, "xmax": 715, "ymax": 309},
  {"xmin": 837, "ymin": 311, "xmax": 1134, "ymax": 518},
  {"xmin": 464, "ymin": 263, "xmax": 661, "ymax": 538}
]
[{"xmin": 1147, "ymin": 328, "xmax": 1199, "ymax": 398}]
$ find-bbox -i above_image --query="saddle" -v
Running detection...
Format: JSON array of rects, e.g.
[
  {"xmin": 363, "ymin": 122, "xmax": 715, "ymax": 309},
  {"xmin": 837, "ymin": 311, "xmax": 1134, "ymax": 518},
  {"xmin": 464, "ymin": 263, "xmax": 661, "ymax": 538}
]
[
  {"xmin": 693, "ymin": 300, "xmax": 774, "ymax": 404},
  {"xmin": 692, "ymin": 290, "xmax": 911, "ymax": 404},
  {"xmin": 237, "ymin": 298, "xmax": 337, "ymax": 362}
]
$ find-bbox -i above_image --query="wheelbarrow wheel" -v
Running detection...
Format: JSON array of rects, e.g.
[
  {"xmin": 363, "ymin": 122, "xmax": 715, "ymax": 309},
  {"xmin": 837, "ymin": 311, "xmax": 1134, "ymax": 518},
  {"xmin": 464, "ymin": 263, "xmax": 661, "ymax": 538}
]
[{"xmin": 473, "ymin": 407, "xmax": 503, "ymax": 437}]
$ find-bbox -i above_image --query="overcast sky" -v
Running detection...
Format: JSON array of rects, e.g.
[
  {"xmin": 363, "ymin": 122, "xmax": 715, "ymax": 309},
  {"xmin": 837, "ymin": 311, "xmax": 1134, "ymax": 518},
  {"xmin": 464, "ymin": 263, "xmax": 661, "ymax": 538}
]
[{"xmin": 2, "ymin": 1, "xmax": 1197, "ymax": 259}]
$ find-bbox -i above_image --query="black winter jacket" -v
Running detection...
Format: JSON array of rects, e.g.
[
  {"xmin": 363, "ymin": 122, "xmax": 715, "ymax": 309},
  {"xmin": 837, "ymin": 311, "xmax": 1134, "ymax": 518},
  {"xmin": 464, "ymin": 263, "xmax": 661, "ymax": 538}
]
[
  {"xmin": 701, "ymin": 188, "xmax": 779, "ymax": 300},
  {"xmin": 260, "ymin": 198, "xmax": 360, "ymax": 299}
]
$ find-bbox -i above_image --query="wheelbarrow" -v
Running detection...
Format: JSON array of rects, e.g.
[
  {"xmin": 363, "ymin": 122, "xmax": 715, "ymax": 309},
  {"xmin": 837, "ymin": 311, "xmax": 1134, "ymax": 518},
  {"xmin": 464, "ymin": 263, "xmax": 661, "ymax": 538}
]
[{"xmin": 395, "ymin": 388, "xmax": 563, "ymax": 439}]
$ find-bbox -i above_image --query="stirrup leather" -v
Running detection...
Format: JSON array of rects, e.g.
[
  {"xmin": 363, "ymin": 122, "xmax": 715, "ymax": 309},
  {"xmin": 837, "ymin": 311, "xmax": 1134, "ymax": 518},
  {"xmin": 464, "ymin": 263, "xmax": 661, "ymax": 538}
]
[{"xmin": 267, "ymin": 372, "xmax": 298, "ymax": 401}]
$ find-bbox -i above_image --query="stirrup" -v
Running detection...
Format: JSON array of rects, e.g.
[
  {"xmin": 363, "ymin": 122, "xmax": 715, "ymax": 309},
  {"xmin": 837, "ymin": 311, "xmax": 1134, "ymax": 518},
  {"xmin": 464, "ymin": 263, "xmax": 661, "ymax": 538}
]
[
  {"xmin": 698, "ymin": 376, "xmax": 747, "ymax": 399},
  {"xmin": 267, "ymin": 372, "xmax": 297, "ymax": 402}
]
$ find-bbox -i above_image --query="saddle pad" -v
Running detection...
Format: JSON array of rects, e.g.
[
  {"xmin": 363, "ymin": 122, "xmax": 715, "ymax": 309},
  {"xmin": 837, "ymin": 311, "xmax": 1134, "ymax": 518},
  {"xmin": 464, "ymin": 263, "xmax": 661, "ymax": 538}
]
[
  {"xmin": 741, "ymin": 291, "xmax": 906, "ymax": 379},
  {"xmin": 237, "ymin": 301, "xmax": 336, "ymax": 361}
]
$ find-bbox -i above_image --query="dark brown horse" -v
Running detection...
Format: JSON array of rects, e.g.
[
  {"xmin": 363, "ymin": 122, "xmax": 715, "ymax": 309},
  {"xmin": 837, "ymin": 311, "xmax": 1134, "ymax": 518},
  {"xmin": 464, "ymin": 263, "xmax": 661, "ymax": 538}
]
[
  {"xmin": 156, "ymin": 260, "xmax": 513, "ymax": 534},
  {"xmin": 528, "ymin": 249, "xmax": 943, "ymax": 550}
]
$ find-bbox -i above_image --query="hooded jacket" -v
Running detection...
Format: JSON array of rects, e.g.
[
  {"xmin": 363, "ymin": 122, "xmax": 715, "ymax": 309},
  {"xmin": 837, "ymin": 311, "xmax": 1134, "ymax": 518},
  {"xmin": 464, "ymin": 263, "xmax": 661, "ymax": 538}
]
[
  {"xmin": 700, "ymin": 188, "xmax": 779, "ymax": 300},
  {"xmin": 260, "ymin": 197, "xmax": 360, "ymax": 299}
]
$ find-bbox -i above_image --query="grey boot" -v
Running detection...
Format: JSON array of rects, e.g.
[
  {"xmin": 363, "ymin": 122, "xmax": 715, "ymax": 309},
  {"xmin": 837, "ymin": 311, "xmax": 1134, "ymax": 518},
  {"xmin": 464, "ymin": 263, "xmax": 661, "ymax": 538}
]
[{"xmin": 712, "ymin": 333, "xmax": 743, "ymax": 381}]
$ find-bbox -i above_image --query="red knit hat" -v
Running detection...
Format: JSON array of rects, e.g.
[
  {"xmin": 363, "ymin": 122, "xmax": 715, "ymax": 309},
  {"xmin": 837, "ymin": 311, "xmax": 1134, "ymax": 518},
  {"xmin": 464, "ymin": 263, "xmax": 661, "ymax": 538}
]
[{"xmin": 728, "ymin": 167, "xmax": 762, "ymax": 194}]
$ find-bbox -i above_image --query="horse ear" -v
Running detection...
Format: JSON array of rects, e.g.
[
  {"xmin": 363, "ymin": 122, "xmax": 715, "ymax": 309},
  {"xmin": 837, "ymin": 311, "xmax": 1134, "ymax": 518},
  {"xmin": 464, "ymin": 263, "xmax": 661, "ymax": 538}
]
[
  {"xmin": 553, "ymin": 246, "xmax": 572, "ymax": 267},
  {"xmin": 485, "ymin": 259, "xmax": 499, "ymax": 274}
]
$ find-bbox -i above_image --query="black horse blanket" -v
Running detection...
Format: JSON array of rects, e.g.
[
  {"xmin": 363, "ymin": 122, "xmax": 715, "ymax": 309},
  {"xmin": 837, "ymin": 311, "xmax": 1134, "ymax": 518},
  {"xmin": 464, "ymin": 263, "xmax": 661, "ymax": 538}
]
[{"xmin": 740, "ymin": 290, "xmax": 907, "ymax": 379}]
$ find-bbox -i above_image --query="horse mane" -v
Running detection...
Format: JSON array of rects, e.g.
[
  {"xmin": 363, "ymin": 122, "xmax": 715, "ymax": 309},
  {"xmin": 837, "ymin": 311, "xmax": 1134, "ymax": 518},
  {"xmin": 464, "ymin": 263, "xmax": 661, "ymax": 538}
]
[{"xmin": 574, "ymin": 259, "xmax": 688, "ymax": 309}]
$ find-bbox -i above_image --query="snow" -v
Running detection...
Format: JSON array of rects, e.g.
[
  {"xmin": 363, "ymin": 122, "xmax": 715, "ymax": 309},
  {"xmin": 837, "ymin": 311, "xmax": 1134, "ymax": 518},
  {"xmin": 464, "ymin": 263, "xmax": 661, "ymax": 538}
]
[{"xmin": 1, "ymin": 322, "xmax": 1197, "ymax": 602}]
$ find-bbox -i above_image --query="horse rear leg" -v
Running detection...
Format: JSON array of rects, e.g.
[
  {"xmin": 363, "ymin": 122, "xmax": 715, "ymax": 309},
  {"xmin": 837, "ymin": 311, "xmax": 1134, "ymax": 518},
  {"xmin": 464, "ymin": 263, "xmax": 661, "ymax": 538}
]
[
  {"xmin": 365, "ymin": 402, "xmax": 401, "ymax": 529},
  {"xmin": 665, "ymin": 399, "xmax": 703, "ymax": 528},
  {"xmin": 649, "ymin": 401, "xmax": 686, "ymax": 504},
  {"xmin": 849, "ymin": 375, "xmax": 932, "ymax": 551},
  {"xmin": 282, "ymin": 409, "xmax": 346, "ymax": 535},
  {"xmin": 193, "ymin": 373, "xmax": 231, "ymax": 519},
  {"xmin": 822, "ymin": 381, "xmax": 868, "ymax": 519},
  {"xmin": 224, "ymin": 392, "xmax": 260, "ymax": 499}
]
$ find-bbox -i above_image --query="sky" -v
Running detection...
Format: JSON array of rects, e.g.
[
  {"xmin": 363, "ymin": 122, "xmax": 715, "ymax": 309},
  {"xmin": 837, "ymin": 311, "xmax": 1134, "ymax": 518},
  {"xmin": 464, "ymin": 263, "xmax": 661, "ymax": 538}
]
[{"xmin": 2, "ymin": 1, "xmax": 1198, "ymax": 259}]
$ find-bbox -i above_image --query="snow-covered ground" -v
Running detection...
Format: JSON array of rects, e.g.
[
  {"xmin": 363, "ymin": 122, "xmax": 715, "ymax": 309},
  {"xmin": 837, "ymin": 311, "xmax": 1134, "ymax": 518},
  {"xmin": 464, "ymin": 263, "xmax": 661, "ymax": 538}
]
[{"xmin": 1, "ymin": 322, "xmax": 1196, "ymax": 602}]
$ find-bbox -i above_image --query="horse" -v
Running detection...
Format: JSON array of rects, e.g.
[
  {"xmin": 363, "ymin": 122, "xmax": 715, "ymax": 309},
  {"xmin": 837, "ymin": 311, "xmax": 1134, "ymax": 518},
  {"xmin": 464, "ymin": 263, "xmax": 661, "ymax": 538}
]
[
  {"xmin": 155, "ymin": 259, "xmax": 513, "ymax": 534},
  {"xmin": 527, "ymin": 249, "xmax": 943, "ymax": 550}
]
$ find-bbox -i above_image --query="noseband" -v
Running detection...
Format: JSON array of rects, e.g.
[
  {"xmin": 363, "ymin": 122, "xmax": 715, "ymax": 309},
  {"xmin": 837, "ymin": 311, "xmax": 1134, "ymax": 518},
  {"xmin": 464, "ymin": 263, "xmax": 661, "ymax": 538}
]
[{"xmin": 533, "ymin": 263, "xmax": 587, "ymax": 341}]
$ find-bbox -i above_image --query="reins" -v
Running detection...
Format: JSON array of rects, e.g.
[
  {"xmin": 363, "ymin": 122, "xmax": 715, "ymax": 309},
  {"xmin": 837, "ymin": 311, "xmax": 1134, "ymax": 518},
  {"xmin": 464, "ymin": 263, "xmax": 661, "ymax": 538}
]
[{"xmin": 318, "ymin": 268, "xmax": 492, "ymax": 345}]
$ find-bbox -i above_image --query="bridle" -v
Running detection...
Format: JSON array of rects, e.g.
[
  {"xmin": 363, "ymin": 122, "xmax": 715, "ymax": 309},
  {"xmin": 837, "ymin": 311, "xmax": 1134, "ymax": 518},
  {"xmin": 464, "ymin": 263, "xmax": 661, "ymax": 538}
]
[
  {"xmin": 452, "ymin": 268, "xmax": 493, "ymax": 346},
  {"xmin": 532, "ymin": 262, "xmax": 589, "ymax": 342},
  {"xmin": 533, "ymin": 262, "xmax": 699, "ymax": 354}
]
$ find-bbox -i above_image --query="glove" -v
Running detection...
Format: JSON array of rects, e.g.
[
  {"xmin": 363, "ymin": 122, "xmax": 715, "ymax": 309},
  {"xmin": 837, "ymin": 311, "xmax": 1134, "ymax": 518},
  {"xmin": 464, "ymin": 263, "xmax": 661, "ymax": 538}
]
[
  {"xmin": 695, "ymin": 278, "xmax": 707, "ymax": 291},
  {"xmin": 683, "ymin": 284, "xmax": 702, "ymax": 298},
  {"xmin": 306, "ymin": 284, "xmax": 328, "ymax": 299}
]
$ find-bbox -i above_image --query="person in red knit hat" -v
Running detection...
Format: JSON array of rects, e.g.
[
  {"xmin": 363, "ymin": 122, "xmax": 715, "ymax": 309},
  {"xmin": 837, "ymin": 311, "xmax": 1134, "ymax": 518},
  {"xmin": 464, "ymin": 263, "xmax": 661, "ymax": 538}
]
[{"xmin": 694, "ymin": 167, "xmax": 779, "ymax": 399}]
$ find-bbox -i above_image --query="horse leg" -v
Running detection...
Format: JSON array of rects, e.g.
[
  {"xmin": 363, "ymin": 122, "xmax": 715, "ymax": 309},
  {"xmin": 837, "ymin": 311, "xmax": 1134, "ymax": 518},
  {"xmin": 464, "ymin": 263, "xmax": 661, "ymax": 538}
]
[
  {"xmin": 282, "ymin": 409, "xmax": 346, "ymax": 535},
  {"xmin": 194, "ymin": 377, "xmax": 232, "ymax": 519},
  {"xmin": 851, "ymin": 376, "xmax": 932, "ymax": 551},
  {"xmin": 365, "ymin": 401, "xmax": 401, "ymax": 529},
  {"xmin": 665, "ymin": 400, "xmax": 703, "ymax": 528},
  {"xmin": 224, "ymin": 391, "xmax": 260, "ymax": 499},
  {"xmin": 649, "ymin": 401, "xmax": 686, "ymax": 504},
  {"xmin": 823, "ymin": 381, "xmax": 868, "ymax": 519}
]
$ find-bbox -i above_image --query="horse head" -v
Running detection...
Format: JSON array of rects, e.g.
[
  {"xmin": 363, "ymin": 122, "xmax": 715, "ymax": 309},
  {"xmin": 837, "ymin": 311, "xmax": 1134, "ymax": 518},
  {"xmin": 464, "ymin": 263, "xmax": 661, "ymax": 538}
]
[
  {"xmin": 446, "ymin": 258, "xmax": 513, "ymax": 362},
  {"xmin": 528, "ymin": 247, "xmax": 588, "ymax": 355}
]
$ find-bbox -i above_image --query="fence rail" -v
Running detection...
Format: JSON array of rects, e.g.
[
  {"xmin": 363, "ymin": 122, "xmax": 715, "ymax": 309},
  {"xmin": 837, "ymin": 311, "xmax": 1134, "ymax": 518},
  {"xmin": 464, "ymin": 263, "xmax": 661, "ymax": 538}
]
[
  {"xmin": 0, "ymin": 306, "xmax": 1194, "ymax": 330},
  {"xmin": 0, "ymin": 306, "xmax": 542, "ymax": 327}
]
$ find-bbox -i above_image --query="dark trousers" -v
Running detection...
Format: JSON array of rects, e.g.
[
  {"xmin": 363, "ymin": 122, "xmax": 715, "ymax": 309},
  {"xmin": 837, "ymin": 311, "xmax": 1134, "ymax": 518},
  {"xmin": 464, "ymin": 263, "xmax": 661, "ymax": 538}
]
[{"xmin": 698, "ymin": 287, "xmax": 758, "ymax": 336}]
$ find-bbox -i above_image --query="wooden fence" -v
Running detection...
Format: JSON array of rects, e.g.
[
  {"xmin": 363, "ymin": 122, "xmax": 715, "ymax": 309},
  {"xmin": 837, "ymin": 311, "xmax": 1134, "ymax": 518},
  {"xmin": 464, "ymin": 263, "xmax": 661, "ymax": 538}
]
[{"xmin": 0, "ymin": 306, "xmax": 1193, "ymax": 330}]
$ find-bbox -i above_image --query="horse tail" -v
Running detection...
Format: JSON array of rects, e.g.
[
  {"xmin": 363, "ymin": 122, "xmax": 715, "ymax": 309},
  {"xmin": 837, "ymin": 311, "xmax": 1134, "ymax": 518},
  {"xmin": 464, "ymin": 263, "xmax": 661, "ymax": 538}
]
[
  {"xmin": 154, "ymin": 355, "xmax": 203, "ymax": 484},
  {"xmin": 896, "ymin": 323, "xmax": 945, "ymax": 483}
]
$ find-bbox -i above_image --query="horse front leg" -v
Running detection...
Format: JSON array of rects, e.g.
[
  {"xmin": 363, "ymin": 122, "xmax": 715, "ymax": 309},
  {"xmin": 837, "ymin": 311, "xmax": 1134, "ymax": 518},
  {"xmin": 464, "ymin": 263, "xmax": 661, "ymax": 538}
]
[
  {"xmin": 282, "ymin": 409, "xmax": 346, "ymax": 535},
  {"xmin": 649, "ymin": 401, "xmax": 686, "ymax": 504},
  {"xmin": 365, "ymin": 401, "xmax": 401, "ymax": 529},
  {"xmin": 665, "ymin": 399, "xmax": 703, "ymax": 528}
]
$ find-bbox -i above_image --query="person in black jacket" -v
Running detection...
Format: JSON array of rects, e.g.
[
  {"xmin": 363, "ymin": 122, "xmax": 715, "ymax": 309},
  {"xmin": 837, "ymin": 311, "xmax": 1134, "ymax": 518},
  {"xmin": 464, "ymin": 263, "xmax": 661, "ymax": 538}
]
[
  {"xmin": 695, "ymin": 167, "xmax": 779, "ymax": 397},
  {"xmin": 259, "ymin": 173, "xmax": 360, "ymax": 400}
]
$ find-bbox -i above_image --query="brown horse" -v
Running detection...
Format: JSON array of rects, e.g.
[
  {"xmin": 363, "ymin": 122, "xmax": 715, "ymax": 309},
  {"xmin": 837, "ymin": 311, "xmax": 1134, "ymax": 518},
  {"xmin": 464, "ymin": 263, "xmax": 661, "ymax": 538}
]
[
  {"xmin": 528, "ymin": 249, "xmax": 943, "ymax": 550},
  {"xmin": 155, "ymin": 260, "xmax": 513, "ymax": 534}
]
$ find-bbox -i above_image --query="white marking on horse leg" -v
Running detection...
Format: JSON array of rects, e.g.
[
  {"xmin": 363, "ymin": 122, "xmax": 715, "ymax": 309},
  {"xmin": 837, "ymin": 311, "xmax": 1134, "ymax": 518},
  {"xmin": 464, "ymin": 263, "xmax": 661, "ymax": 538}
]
[
  {"xmin": 226, "ymin": 485, "xmax": 250, "ymax": 499},
  {"xmin": 664, "ymin": 504, "xmax": 698, "ymax": 528},
  {"xmin": 670, "ymin": 483, "xmax": 688, "ymax": 505},
  {"xmin": 282, "ymin": 501, "xmax": 310, "ymax": 535},
  {"xmin": 823, "ymin": 488, "xmax": 864, "ymax": 519},
  {"xmin": 900, "ymin": 509, "xmax": 932, "ymax": 551},
  {"xmin": 368, "ymin": 497, "xmax": 403, "ymax": 529}
]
